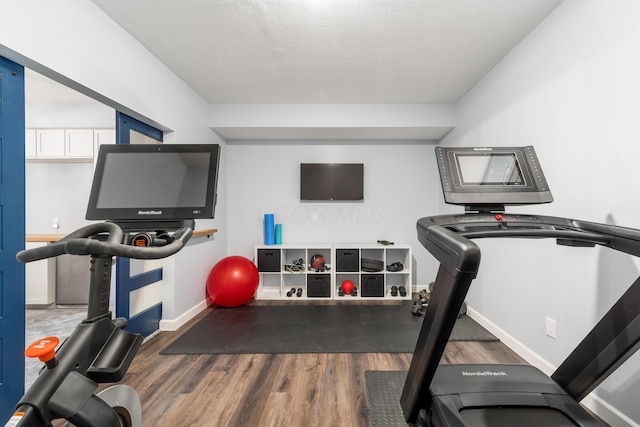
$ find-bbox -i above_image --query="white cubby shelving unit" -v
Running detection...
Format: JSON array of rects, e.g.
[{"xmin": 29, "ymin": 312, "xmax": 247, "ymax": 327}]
[{"xmin": 254, "ymin": 243, "xmax": 411, "ymax": 301}]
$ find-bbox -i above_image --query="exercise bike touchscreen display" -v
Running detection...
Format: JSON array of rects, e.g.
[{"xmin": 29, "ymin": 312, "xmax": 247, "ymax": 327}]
[{"xmin": 86, "ymin": 144, "xmax": 220, "ymax": 221}]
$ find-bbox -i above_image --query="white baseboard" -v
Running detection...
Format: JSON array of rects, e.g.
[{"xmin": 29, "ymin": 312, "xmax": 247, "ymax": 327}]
[
  {"xmin": 581, "ymin": 393, "xmax": 638, "ymax": 427},
  {"xmin": 467, "ymin": 306, "xmax": 635, "ymax": 427},
  {"xmin": 142, "ymin": 329, "xmax": 160, "ymax": 344},
  {"xmin": 159, "ymin": 300, "xmax": 208, "ymax": 332}
]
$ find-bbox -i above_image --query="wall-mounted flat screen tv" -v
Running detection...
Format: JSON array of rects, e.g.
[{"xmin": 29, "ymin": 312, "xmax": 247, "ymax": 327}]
[
  {"xmin": 300, "ymin": 163, "xmax": 364, "ymax": 201},
  {"xmin": 86, "ymin": 143, "xmax": 220, "ymax": 222}
]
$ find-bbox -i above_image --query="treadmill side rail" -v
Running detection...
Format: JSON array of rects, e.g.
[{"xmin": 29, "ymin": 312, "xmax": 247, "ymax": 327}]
[{"xmin": 403, "ymin": 213, "xmax": 640, "ymax": 426}]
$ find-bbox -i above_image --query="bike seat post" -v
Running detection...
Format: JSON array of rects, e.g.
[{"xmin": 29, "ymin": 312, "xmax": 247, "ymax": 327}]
[{"xmin": 87, "ymin": 255, "xmax": 114, "ymax": 320}]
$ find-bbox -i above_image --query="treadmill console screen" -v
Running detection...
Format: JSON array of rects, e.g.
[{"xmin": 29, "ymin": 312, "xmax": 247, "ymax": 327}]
[
  {"xmin": 86, "ymin": 144, "xmax": 220, "ymax": 221},
  {"xmin": 436, "ymin": 146, "xmax": 552, "ymax": 210}
]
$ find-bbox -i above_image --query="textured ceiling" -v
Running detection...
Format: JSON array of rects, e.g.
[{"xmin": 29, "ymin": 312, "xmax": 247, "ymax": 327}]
[
  {"xmin": 86, "ymin": 0, "xmax": 562, "ymax": 104},
  {"xmin": 25, "ymin": 1, "xmax": 563, "ymax": 140}
]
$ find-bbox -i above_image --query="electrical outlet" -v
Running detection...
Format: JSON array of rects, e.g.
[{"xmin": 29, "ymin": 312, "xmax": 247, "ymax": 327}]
[
  {"xmin": 545, "ymin": 317, "xmax": 556, "ymax": 339},
  {"xmin": 52, "ymin": 217, "xmax": 60, "ymax": 229}
]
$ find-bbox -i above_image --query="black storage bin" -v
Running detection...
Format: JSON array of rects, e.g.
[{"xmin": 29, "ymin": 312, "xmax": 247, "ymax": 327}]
[
  {"xmin": 362, "ymin": 274, "xmax": 385, "ymax": 297},
  {"xmin": 307, "ymin": 274, "xmax": 331, "ymax": 298},
  {"xmin": 336, "ymin": 249, "xmax": 359, "ymax": 272},
  {"xmin": 257, "ymin": 249, "xmax": 281, "ymax": 272}
]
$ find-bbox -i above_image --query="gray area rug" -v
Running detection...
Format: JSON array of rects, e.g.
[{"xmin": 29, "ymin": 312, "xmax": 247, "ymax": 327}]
[{"xmin": 161, "ymin": 303, "xmax": 496, "ymax": 355}]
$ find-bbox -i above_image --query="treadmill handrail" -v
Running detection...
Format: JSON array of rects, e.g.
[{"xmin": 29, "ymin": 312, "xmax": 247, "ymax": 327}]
[
  {"xmin": 402, "ymin": 221, "xmax": 480, "ymax": 422},
  {"xmin": 418, "ymin": 223, "xmax": 482, "ymax": 277},
  {"xmin": 401, "ymin": 212, "xmax": 640, "ymax": 423},
  {"xmin": 418, "ymin": 213, "xmax": 640, "ymax": 255}
]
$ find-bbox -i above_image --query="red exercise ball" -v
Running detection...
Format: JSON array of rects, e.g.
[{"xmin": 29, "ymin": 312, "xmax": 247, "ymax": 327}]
[
  {"xmin": 341, "ymin": 280, "xmax": 355, "ymax": 294},
  {"xmin": 206, "ymin": 256, "xmax": 259, "ymax": 308}
]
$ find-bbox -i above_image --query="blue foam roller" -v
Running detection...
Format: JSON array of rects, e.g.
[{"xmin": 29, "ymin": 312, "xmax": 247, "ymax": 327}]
[
  {"xmin": 264, "ymin": 214, "xmax": 275, "ymax": 245},
  {"xmin": 275, "ymin": 224, "xmax": 282, "ymax": 244}
]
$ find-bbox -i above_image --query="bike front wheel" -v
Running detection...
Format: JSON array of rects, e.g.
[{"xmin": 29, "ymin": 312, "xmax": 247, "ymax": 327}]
[{"xmin": 96, "ymin": 385, "xmax": 142, "ymax": 427}]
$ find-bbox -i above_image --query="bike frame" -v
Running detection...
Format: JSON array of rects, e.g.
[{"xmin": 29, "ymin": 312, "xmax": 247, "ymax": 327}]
[{"xmin": 10, "ymin": 220, "xmax": 194, "ymax": 427}]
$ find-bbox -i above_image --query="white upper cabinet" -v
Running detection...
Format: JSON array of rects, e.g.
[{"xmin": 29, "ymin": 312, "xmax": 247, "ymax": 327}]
[
  {"xmin": 26, "ymin": 128, "xmax": 114, "ymax": 162},
  {"xmin": 25, "ymin": 128, "xmax": 37, "ymax": 157},
  {"xmin": 65, "ymin": 129, "xmax": 94, "ymax": 158},
  {"xmin": 36, "ymin": 129, "xmax": 66, "ymax": 157}
]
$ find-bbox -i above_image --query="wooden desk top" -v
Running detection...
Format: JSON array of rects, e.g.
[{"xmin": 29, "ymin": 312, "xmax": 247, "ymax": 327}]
[{"xmin": 26, "ymin": 229, "xmax": 218, "ymax": 243}]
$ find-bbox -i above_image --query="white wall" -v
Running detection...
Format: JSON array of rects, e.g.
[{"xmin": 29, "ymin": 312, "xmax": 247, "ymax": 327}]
[
  {"xmin": 26, "ymin": 103, "xmax": 114, "ymax": 129},
  {"xmin": 1, "ymin": 0, "xmax": 227, "ymax": 323},
  {"xmin": 442, "ymin": 0, "xmax": 640, "ymax": 424},
  {"xmin": 25, "ymin": 103, "xmax": 114, "ymax": 235},
  {"xmin": 226, "ymin": 141, "xmax": 442, "ymax": 290},
  {"xmin": 26, "ymin": 162, "xmax": 95, "ymax": 235}
]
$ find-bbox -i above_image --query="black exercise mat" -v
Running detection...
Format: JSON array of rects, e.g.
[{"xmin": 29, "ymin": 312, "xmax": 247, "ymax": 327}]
[
  {"xmin": 160, "ymin": 303, "xmax": 496, "ymax": 355},
  {"xmin": 365, "ymin": 370, "xmax": 409, "ymax": 427}
]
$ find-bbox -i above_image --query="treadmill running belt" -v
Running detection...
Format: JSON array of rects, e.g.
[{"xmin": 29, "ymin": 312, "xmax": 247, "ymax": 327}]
[{"xmin": 460, "ymin": 407, "xmax": 576, "ymax": 427}]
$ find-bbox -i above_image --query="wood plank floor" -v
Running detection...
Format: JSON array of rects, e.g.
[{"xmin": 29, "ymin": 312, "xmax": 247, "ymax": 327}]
[{"xmin": 116, "ymin": 303, "xmax": 526, "ymax": 426}]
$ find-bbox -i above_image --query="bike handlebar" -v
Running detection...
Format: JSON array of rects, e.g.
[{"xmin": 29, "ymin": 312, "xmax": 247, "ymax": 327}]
[{"xmin": 16, "ymin": 220, "xmax": 194, "ymax": 263}]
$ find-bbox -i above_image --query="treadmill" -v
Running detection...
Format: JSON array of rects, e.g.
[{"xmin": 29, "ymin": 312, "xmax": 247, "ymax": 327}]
[{"xmin": 400, "ymin": 146, "xmax": 640, "ymax": 426}]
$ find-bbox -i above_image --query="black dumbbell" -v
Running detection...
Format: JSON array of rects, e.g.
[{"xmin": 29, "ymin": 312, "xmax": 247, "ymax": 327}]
[
  {"xmin": 412, "ymin": 300, "xmax": 424, "ymax": 317},
  {"xmin": 296, "ymin": 288, "xmax": 303, "ymax": 297},
  {"xmin": 399, "ymin": 286, "xmax": 407, "ymax": 297},
  {"xmin": 286, "ymin": 287, "xmax": 296, "ymax": 297},
  {"xmin": 391, "ymin": 286, "xmax": 398, "ymax": 297},
  {"xmin": 418, "ymin": 289, "xmax": 428, "ymax": 302}
]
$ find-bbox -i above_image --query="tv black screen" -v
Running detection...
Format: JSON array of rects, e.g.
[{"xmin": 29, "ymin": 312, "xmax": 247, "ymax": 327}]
[
  {"xmin": 300, "ymin": 163, "xmax": 364, "ymax": 201},
  {"xmin": 86, "ymin": 144, "xmax": 220, "ymax": 221}
]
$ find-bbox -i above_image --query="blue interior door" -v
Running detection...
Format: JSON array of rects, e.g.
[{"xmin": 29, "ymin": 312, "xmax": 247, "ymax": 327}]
[
  {"xmin": 0, "ymin": 57, "xmax": 26, "ymax": 423},
  {"xmin": 115, "ymin": 112, "xmax": 163, "ymax": 337}
]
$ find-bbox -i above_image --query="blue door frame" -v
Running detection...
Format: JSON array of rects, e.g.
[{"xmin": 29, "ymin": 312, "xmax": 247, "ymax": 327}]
[
  {"xmin": 115, "ymin": 112, "xmax": 164, "ymax": 337},
  {"xmin": 0, "ymin": 57, "xmax": 26, "ymax": 423}
]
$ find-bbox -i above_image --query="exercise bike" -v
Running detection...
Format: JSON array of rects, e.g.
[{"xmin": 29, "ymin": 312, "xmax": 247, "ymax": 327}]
[
  {"xmin": 7, "ymin": 142, "xmax": 221, "ymax": 427},
  {"xmin": 7, "ymin": 220, "xmax": 194, "ymax": 427}
]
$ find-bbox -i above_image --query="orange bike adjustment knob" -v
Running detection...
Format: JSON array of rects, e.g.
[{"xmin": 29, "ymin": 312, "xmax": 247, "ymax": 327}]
[{"xmin": 25, "ymin": 336, "xmax": 60, "ymax": 365}]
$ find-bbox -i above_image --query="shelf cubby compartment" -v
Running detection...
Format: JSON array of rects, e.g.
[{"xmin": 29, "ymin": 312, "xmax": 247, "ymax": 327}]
[
  {"xmin": 360, "ymin": 248, "xmax": 384, "ymax": 271},
  {"xmin": 307, "ymin": 274, "xmax": 331, "ymax": 298},
  {"xmin": 361, "ymin": 274, "xmax": 385, "ymax": 298},
  {"xmin": 336, "ymin": 249, "xmax": 360, "ymax": 272},
  {"xmin": 257, "ymin": 273, "xmax": 282, "ymax": 299},
  {"xmin": 335, "ymin": 273, "xmax": 359, "ymax": 298},
  {"xmin": 283, "ymin": 273, "xmax": 306, "ymax": 299},
  {"xmin": 385, "ymin": 273, "xmax": 410, "ymax": 298},
  {"xmin": 307, "ymin": 248, "xmax": 332, "ymax": 273},
  {"xmin": 385, "ymin": 247, "xmax": 410, "ymax": 271},
  {"xmin": 257, "ymin": 248, "xmax": 281, "ymax": 272},
  {"xmin": 282, "ymin": 249, "xmax": 306, "ymax": 277}
]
